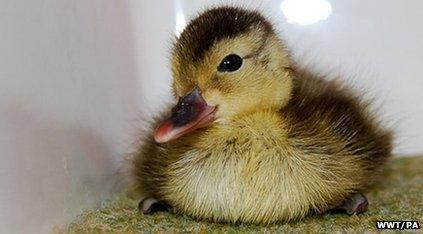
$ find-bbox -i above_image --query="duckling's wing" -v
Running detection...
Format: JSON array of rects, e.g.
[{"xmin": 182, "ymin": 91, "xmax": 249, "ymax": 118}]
[{"xmin": 282, "ymin": 69, "xmax": 392, "ymax": 170}]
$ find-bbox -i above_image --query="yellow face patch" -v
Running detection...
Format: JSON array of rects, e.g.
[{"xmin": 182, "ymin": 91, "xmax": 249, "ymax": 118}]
[{"xmin": 171, "ymin": 28, "xmax": 293, "ymax": 121}]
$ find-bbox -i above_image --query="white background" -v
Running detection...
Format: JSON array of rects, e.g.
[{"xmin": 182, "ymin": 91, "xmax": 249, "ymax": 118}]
[{"xmin": 1, "ymin": 0, "xmax": 422, "ymax": 233}]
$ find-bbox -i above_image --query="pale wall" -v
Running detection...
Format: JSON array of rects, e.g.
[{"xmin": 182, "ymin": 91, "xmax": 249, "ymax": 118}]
[{"xmin": 0, "ymin": 0, "xmax": 422, "ymax": 233}]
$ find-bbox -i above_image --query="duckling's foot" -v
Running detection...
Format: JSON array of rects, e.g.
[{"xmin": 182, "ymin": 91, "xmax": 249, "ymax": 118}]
[
  {"xmin": 138, "ymin": 197, "xmax": 173, "ymax": 214},
  {"xmin": 330, "ymin": 193, "xmax": 369, "ymax": 215}
]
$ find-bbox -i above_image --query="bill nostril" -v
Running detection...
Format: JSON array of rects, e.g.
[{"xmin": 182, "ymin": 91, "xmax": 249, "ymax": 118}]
[
  {"xmin": 167, "ymin": 88, "xmax": 212, "ymax": 127},
  {"xmin": 171, "ymin": 99, "xmax": 198, "ymax": 127}
]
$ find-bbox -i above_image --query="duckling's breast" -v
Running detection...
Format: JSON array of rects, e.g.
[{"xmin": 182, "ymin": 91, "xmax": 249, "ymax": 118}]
[{"xmin": 159, "ymin": 112, "xmax": 366, "ymax": 224}]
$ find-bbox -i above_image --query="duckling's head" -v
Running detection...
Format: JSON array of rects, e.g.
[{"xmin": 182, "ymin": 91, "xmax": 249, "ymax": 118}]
[{"xmin": 154, "ymin": 7, "xmax": 293, "ymax": 143}]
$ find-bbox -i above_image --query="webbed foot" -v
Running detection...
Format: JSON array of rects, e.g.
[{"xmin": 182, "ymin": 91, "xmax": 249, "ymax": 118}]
[
  {"xmin": 138, "ymin": 197, "xmax": 173, "ymax": 214},
  {"xmin": 330, "ymin": 193, "xmax": 369, "ymax": 215}
]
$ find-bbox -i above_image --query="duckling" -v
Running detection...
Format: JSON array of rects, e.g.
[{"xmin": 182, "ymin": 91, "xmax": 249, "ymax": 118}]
[{"xmin": 133, "ymin": 6, "xmax": 392, "ymax": 224}]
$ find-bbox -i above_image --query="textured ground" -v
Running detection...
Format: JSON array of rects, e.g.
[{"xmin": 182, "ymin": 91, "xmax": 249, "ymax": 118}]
[{"xmin": 67, "ymin": 156, "xmax": 422, "ymax": 233}]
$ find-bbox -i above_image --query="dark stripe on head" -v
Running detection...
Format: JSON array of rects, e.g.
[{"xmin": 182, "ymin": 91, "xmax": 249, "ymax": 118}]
[{"xmin": 173, "ymin": 7, "xmax": 273, "ymax": 62}]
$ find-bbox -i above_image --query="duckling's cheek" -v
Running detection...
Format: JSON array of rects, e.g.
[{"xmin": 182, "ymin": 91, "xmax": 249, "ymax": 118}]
[
  {"xmin": 202, "ymin": 89, "xmax": 221, "ymax": 107},
  {"xmin": 202, "ymin": 90, "xmax": 229, "ymax": 118}
]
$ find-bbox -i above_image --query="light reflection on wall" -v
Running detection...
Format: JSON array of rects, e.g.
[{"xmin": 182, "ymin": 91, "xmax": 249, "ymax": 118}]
[
  {"xmin": 281, "ymin": 0, "xmax": 332, "ymax": 25},
  {"xmin": 175, "ymin": 0, "xmax": 186, "ymax": 37}
]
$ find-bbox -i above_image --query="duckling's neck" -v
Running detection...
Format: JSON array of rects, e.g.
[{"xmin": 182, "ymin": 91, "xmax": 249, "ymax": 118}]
[
  {"xmin": 169, "ymin": 110, "xmax": 288, "ymax": 152},
  {"xmin": 214, "ymin": 110, "xmax": 288, "ymax": 142}
]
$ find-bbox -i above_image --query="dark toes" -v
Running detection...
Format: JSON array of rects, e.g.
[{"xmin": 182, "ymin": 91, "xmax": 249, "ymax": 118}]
[
  {"xmin": 138, "ymin": 197, "xmax": 172, "ymax": 214},
  {"xmin": 353, "ymin": 196, "xmax": 369, "ymax": 214},
  {"xmin": 330, "ymin": 193, "xmax": 369, "ymax": 215}
]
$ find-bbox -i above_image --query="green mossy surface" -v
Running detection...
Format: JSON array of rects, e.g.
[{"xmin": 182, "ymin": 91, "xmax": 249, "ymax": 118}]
[{"xmin": 68, "ymin": 157, "xmax": 423, "ymax": 233}]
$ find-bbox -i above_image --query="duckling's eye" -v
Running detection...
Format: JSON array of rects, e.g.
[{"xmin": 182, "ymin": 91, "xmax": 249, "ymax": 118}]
[{"xmin": 218, "ymin": 54, "xmax": 243, "ymax": 72}]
